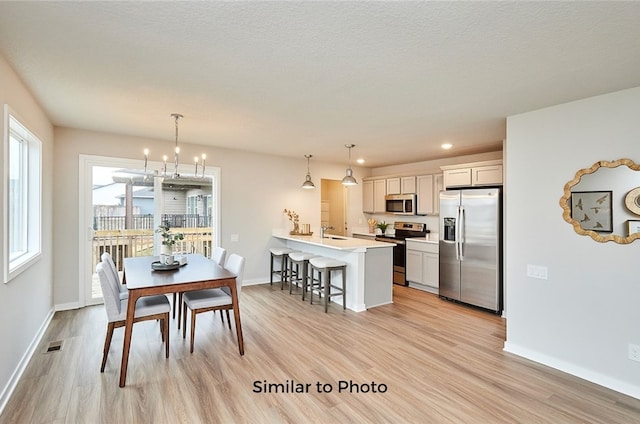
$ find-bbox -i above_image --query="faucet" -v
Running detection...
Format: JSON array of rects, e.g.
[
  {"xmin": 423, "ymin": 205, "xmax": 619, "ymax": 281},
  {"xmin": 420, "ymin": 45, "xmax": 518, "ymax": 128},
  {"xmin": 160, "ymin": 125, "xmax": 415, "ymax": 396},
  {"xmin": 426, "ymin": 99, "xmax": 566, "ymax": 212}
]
[{"xmin": 320, "ymin": 225, "xmax": 334, "ymax": 238}]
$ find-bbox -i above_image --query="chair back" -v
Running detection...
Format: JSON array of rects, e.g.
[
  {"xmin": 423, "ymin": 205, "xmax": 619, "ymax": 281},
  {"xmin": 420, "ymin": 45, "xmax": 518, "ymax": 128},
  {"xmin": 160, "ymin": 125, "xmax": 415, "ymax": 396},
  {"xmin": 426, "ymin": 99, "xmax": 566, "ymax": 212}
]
[
  {"xmin": 96, "ymin": 262, "xmax": 122, "ymax": 321},
  {"xmin": 224, "ymin": 253, "xmax": 245, "ymax": 295},
  {"xmin": 212, "ymin": 246, "xmax": 227, "ymax": 267},
  {"xmin": 101, "ymin": 252, "xmax": 121, "ymax": 285}
]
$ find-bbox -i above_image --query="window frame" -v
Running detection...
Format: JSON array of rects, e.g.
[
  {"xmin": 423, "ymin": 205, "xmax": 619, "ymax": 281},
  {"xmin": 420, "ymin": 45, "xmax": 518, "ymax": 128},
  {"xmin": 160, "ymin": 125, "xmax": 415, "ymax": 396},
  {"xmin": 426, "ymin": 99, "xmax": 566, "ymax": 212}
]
[{"xmin": 3, "ymin": 105, "xmax": 42, "ymax": 283}]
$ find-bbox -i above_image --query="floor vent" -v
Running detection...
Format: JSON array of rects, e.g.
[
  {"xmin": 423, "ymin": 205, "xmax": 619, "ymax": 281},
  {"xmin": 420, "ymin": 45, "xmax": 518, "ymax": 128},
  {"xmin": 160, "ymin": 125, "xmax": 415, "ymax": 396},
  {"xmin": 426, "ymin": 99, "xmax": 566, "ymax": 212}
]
[{"xmin": 45, "ymin": 340, "xmax": 64, "ymax": 354}]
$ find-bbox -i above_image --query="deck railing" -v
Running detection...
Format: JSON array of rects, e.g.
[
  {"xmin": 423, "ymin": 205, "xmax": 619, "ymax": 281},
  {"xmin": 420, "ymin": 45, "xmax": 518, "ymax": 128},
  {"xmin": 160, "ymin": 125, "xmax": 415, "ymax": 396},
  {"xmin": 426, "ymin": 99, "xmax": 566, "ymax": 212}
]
[
  {"xmin": 93, "ymin": 227, "xmax": 213, "ymax": 271},
  {"xmin": 93, "ymin": 214, "xmax": 211, "ymax": 231}
]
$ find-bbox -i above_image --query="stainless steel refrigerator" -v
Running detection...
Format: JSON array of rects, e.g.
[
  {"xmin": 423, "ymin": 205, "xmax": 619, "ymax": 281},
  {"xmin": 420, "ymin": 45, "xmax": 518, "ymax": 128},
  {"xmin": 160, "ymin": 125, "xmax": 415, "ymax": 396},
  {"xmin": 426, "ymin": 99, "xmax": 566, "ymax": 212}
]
[{"xmin": 439, "ymin": 188, "xmax": 502, "ymax": 313}]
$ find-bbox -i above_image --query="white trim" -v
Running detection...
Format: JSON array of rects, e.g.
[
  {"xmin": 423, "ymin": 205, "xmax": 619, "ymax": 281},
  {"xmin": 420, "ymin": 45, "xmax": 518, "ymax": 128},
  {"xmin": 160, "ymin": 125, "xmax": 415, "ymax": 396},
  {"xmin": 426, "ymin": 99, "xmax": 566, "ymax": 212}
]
[
  {"xmin": 0, "ymin": 307, "xmax": 54, "ymax": 416},
  {"xmin": 504, "ymin": 341, "xmax": 640, "ymax": 400},
  {"xmin": 78, "ymin": 154, "xmax": 221, "ymax": 304},
  {"xmin": 54, "ymin": 301, "xmax": 82, "ymax": 311},
  {"xmin": 3, "ymin": 105, "xmax": 43, "ymax": 284}
]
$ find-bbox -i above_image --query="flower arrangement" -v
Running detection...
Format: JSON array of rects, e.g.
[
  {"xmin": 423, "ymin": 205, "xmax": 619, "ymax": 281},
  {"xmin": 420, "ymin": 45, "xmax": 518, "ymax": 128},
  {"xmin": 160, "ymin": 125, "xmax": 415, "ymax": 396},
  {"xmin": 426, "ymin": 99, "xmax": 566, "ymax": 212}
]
[
  {"xmin": 284, "ymin": 209, "xmax": 300, "ymax": 234},
  {"xmin": 156, "ymin": 223, "xmax": 184, "ymax": 250}
]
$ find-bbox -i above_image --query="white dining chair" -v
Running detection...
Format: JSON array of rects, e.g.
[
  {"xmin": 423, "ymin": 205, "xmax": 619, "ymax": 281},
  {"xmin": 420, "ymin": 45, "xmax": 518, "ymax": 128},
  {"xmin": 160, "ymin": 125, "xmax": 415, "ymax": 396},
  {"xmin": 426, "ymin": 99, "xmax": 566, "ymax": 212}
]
[
  {"xmin": 212, "ymin": 246, "xmax": 227, "ymax": 267},
  {"xmin": 175, "ymin": 246, "xmax": 227, "ymax": 326},
  {"xmin": 96, "ymin": 262, "xmax": 171, "ymax": 372},
  {"xmin": 101, "ymin": 252, "xmax": 128, "ymax": 300},
  {"xmin": 182, "ymin": 253, "xmax": 245, "ymax": 353}
]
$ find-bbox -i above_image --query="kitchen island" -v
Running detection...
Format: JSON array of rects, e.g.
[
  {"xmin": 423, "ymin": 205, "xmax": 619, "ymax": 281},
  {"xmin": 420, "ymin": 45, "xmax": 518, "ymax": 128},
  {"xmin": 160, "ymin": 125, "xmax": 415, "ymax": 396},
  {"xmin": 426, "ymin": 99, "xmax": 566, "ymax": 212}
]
[{"xmin": 272, "ymin": 230, "xmax": 394, "ymax": 312}]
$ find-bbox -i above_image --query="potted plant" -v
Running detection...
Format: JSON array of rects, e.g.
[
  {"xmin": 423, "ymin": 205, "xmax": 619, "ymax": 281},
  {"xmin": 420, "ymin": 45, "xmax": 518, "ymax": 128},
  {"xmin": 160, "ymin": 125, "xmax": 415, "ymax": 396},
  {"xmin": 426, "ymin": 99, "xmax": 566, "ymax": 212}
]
[
  {"xmin": 376, "ymin": 221, "xmax": 389, "ymax": 235},
  {"xmin": 156, "ymin": 223, "xmax": 184, "ymax": 264}
]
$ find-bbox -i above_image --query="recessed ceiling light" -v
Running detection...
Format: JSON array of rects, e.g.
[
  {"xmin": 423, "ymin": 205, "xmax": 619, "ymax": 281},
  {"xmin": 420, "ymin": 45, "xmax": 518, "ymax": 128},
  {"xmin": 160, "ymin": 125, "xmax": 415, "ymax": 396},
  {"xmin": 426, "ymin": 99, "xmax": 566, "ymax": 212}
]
[
  {"xmin": 356, "ymin": 158, "xmax": 365, "ymax": 164},
  {"xmin": 441, "ymin": 143, "xmax": 453, "ymax": 150}
]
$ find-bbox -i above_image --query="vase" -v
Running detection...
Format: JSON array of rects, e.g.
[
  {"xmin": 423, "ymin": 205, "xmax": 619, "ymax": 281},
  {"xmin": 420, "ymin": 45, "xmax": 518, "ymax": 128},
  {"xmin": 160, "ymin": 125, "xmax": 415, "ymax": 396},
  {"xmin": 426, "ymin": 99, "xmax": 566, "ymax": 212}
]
[{"xmin": 160, "ymin": 245, "xmax": 174, "ymax": 265}]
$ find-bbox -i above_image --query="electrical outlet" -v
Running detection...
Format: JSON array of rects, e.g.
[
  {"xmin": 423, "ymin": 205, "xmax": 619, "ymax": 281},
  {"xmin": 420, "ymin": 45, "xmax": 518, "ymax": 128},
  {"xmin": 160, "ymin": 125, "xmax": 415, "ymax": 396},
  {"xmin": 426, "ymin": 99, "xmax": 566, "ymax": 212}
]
[
  {"xmin": 629, "ymin": 344, "xmax": 640, "ymax": 362},
  {"xmin": 230, "ymin": 234, "xmax": 239, "ymax": 242}
]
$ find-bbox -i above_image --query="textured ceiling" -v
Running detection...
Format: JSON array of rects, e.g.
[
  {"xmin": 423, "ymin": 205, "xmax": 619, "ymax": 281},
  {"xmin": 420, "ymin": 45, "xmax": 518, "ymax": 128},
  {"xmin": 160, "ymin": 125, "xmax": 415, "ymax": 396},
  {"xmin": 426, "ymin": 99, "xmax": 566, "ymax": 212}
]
[{"xmin": 0, "ymin": 2, "xmax": 639, "ymax": 167}]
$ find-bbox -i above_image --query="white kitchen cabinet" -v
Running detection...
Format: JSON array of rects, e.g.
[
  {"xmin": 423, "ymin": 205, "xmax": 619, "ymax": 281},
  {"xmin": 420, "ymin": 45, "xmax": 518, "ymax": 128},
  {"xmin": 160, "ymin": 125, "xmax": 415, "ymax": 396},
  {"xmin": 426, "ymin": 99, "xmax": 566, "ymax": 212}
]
[
  {"xmin": 362, "ymin": 179, "xmax": 387, "ymax": 213},
  {"xmin": 406, "ymin": 240, "xmax": 439, "ymax": 293},
  {"xmin": 443, "ymin": 168, "xmax": 471, "ymax": 188},
  {"xmin": 433, "ymin": 174, "xmax": 443, "ymax": 214},
  {"xmin": 362, "ymin": 180, "xmax": 374, "ymax": 213},
  {"xmin": 416, "ymin": 173, "xmax": 443, "ymax": 215},
  {"xmin": 386, "ymin": 177, "xmax": 401, "ymax": 195},
  {"xmin": 416, "ymin": 174, "xmax": 434, "ymax": 215},
  {"xmin": 472, "ymin": 164, "xmax": 503, "ymax": 186},
  {"xmin": 401, "ymin": 176, "xmax": 416, "ymax": 194},
  {"xmin": 373, "ymin": 179, "xmax": 386, "ymax": 213},
  {"xmin": 388, "ymin": 176, "xmax": 416, "ymax": 194},
  {"xmin": 442, "ymin": 160, "xmax": 503, "ymax": 188}
]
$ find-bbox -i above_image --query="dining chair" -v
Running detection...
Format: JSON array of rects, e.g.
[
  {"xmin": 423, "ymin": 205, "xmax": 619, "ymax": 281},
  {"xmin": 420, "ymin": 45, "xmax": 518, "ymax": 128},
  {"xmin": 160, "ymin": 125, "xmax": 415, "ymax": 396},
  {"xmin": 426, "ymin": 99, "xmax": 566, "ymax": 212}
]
[
  {"xmin": 101, "ymin": 252, "xmax": 128, "ymax": 300},
  {"xmin": 96, "ymin": 262, "xmax": 171, "ymax": 372},
  {"xmin": 174, "ymin": 247, "xmax": 227, "ymax": 327},
  {"xmin": 182, "ymin": 253, "xmax": 245, "ymax": 353}
]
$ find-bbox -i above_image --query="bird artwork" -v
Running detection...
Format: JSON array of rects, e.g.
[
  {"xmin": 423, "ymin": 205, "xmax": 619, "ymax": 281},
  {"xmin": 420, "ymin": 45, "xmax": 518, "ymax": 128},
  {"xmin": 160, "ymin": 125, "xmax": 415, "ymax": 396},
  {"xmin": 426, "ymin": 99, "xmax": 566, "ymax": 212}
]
[
  {"xmin": 596, "ymin": 194, "xmax": 609, "ymax": 205},
  {"xmin": 594, "ymin": 221, "xmax": 603, "ymax": 229},
  {"xmin": 575, "ymin": 198, "xmax": 583, "ymax": 211},
  {"xmin": 590, "ymin": 206, "xmax": 601, "ymax": 214},
  {"xmin": 581, "ymin": 214, "xmax": 590, "ymax": 223}
]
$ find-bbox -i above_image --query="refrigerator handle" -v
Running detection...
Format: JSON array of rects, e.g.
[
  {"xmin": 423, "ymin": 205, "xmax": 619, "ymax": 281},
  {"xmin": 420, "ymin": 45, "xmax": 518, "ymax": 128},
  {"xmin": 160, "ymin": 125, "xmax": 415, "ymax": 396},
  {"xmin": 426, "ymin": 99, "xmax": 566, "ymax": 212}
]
[
  {"xmin": 459, "ymin": 205, "xmax": 465, "ymax": 260},
  {"xmin": 454, "ymin": 206, "xmax": 461, "ymax": 261}
]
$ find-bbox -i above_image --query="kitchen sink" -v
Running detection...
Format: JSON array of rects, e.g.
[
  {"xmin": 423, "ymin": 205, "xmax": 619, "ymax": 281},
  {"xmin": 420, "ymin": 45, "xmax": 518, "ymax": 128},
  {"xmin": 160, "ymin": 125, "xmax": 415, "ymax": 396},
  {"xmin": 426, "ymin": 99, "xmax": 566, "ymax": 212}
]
[{"xmin": 323, "ymin": 235, "xmax": 348, "ymax": 240}]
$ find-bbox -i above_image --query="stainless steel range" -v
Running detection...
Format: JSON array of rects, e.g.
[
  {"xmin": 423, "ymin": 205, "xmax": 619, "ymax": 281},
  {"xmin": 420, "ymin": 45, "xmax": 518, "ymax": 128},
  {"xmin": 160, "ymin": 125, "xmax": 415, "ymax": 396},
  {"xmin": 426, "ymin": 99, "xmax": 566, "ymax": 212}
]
[{"xmin": 375, "ymin": 222, "xmax": 428, "ymax": 285}]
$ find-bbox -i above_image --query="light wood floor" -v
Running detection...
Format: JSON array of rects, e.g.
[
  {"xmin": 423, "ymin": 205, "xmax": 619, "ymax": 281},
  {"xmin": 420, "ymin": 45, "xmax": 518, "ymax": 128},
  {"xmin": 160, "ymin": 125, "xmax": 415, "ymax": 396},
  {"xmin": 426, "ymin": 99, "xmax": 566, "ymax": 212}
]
[{"xmin": 2, "ymin": 284, "xmax": 640, "ymax": 423}]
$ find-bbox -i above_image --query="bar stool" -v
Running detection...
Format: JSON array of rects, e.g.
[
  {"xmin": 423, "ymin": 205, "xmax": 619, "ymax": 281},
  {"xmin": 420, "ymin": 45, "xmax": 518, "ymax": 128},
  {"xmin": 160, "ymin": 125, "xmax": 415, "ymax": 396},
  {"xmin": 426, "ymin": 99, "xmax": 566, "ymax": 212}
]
[
  {"xmin": 308, "ymin": 257, "xmax": 347, "ymax": 313},
  {"xmin": 270, "ymin": 247, "xmax": 298, "ymax": 290},
  {"xmin": 287, "ymin": 251, "xmax": 318, "ymax": 300}
]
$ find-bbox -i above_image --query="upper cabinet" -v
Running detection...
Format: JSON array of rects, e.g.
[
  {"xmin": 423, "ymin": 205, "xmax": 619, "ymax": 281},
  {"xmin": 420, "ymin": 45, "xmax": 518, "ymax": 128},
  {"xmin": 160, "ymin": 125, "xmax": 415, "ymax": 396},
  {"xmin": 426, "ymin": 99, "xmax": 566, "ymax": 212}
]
[
  {"xmin": 363, "ymin": 178, "xmax": 387, "ymax": 213},
  {"xmin": 441, "ymin": 160, "xmax": 503, "ymax": 188},
  {"xmin": 364, "ymin": 173, "xmax": 442, "ymax": 215},
  {"xmin": 386, "ymin": 176, "xmax": 416, "ymax": 194},
  {"xmin": 416, "ymin": 174, "xmax": 443, "ymax": 215}
]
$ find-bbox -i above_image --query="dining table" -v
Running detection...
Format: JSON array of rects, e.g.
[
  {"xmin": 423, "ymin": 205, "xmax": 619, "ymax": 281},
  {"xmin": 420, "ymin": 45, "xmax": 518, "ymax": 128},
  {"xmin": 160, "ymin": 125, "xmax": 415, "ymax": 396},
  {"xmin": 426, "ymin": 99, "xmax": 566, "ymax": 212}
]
[{"xmin": 119, "ymin": 253, "xmax": 244, "ymax": 387}]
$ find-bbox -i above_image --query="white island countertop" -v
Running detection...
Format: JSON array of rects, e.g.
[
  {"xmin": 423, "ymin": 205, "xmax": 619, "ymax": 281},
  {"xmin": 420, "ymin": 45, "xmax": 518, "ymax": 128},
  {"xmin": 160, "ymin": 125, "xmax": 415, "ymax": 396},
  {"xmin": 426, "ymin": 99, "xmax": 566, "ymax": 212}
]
[
  {"xmin": 271, "ymin": 230, "xmax": 394, "ymax": 312},
  {"xmin": 272, "ymin": 230, "xmax": 391, "ymax": 251}
]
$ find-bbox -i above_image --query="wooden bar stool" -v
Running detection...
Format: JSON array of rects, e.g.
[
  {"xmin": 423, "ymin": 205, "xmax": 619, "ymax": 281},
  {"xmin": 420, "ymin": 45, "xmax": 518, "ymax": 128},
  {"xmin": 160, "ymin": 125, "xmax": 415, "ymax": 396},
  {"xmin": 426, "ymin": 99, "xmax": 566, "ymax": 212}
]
[
  {"xmin": 269, "ymin": 247, "xmax": 298, "ymax": 289},
  {"xmin": 287, "ymin": 251, "xmax": 319, "ymax": 300},
  {"xmin": 308, "ymin": 257, "xmax": 347, "ymax": 312}
]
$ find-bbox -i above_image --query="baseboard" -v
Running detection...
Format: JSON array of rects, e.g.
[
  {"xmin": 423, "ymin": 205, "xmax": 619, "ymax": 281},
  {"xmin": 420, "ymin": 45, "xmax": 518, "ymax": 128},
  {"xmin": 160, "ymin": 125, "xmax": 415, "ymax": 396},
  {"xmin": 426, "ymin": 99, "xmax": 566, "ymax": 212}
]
[
  {"xmin": 0, "ymin": 307, "xmax": 55, "ymax": 415},
  {"xmin": 54, "ymin": 301, "xmax": 82, "ymax": 311},
  {"xmin": 504, "ymin": 341, "xmax": 640, "ymax": 400},
  {"xmin": 242, "ymin": 277, "xmax": 270, "ymax": 287}
]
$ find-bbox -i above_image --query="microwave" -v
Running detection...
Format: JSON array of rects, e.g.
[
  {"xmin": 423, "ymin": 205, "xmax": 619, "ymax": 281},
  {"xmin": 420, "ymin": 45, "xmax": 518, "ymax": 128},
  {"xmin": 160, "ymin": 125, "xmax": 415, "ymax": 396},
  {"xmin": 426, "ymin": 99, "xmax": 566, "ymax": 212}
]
[{"xmin": 385, "ymin": 194, "xmax": 416, "ymax": 215}]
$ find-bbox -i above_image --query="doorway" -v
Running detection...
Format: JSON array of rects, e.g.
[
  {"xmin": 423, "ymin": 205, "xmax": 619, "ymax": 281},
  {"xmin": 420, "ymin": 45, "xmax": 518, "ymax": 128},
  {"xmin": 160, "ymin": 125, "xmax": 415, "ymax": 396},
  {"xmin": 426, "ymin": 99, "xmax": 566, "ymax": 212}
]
[
  {"xmin": 320, "ymin": 179, "xmax": 347, "ymax": 236},
  {"xmin": 79, "ymin": 155, "xmax": 219, "ymax": 306}
]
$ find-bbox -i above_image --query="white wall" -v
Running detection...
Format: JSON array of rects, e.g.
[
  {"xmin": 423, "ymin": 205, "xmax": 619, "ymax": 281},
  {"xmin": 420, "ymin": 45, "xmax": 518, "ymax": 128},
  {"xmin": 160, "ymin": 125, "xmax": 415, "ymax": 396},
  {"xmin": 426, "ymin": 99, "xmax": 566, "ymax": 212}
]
[
  {"xmin": 53, "ymin": 127, "xmax": 367, "ymax": 306},
  {"xmin": 504, "ymin": 86, "xmax": 640, "ymax": 398},
  {"xmin": 0, "ymin": 56, "xmax": 54, "ymax": 409}
]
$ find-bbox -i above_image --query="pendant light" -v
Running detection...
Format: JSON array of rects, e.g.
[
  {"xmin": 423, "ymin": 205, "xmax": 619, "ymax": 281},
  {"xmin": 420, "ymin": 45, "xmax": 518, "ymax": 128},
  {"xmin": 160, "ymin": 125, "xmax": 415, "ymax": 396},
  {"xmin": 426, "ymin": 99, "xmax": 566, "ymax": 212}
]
[
  {"xmin": 341, "ymin": 144, "xmax": 358, "ymax": 186},
  {"xmin": 301, "ymin": 154, "xmax": 316, "ymax": 189}
]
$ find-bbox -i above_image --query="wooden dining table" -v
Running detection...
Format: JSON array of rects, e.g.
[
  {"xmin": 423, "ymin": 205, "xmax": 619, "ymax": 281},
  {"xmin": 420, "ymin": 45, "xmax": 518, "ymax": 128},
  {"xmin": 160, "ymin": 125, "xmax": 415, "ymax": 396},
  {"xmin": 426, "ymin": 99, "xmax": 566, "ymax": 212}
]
[{"xmin": 120, "ymin": 253, "xmax": 244, "ymax": 387}]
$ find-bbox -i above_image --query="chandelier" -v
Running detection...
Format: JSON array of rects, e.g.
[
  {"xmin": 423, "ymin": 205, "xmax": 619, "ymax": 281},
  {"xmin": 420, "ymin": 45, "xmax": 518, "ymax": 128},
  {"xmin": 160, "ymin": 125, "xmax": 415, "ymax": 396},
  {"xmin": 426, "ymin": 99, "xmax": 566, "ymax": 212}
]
[{"xmin": 143, "ymin": 113, "xmax": 206, "ymax": 178}]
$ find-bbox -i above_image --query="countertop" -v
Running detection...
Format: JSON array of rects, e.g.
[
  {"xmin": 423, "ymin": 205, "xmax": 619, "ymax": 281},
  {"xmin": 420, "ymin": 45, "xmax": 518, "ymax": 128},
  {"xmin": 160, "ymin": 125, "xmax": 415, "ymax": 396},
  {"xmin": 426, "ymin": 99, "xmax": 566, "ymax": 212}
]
[
  {"xmin": 406, "ymin": 234, "xmax": 439, "ymax": 244},
  {"xmin": 272, "ymin": 230, "xmax": 393, "ymax": 250}
]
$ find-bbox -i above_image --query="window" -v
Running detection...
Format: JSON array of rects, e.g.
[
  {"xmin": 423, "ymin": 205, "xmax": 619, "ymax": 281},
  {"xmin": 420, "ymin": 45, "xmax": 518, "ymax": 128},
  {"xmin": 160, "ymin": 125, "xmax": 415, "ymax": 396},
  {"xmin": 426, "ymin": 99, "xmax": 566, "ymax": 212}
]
[{"xmin": 3, "ymin": 108, "xmax": 42, "ymax": 283}]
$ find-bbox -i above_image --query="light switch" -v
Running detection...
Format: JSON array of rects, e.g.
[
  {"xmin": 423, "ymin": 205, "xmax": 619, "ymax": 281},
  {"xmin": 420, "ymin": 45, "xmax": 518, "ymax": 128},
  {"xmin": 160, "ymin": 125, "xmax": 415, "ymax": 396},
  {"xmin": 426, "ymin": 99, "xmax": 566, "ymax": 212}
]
[
  {"xmin": 527, "ymin": 264, "xmax": 548, "ymax": 280},
  {"xmin": 230, "ymin": 234, "xmax": 239, "ymax": 242}
]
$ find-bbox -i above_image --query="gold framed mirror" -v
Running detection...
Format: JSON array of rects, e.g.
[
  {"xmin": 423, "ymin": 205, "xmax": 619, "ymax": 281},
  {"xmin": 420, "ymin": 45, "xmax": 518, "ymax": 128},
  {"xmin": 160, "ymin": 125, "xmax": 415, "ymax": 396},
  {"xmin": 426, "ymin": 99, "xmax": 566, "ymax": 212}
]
[{"xmin": 560, "ymin": 158, "xmax": 640, "ymax": 243}]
